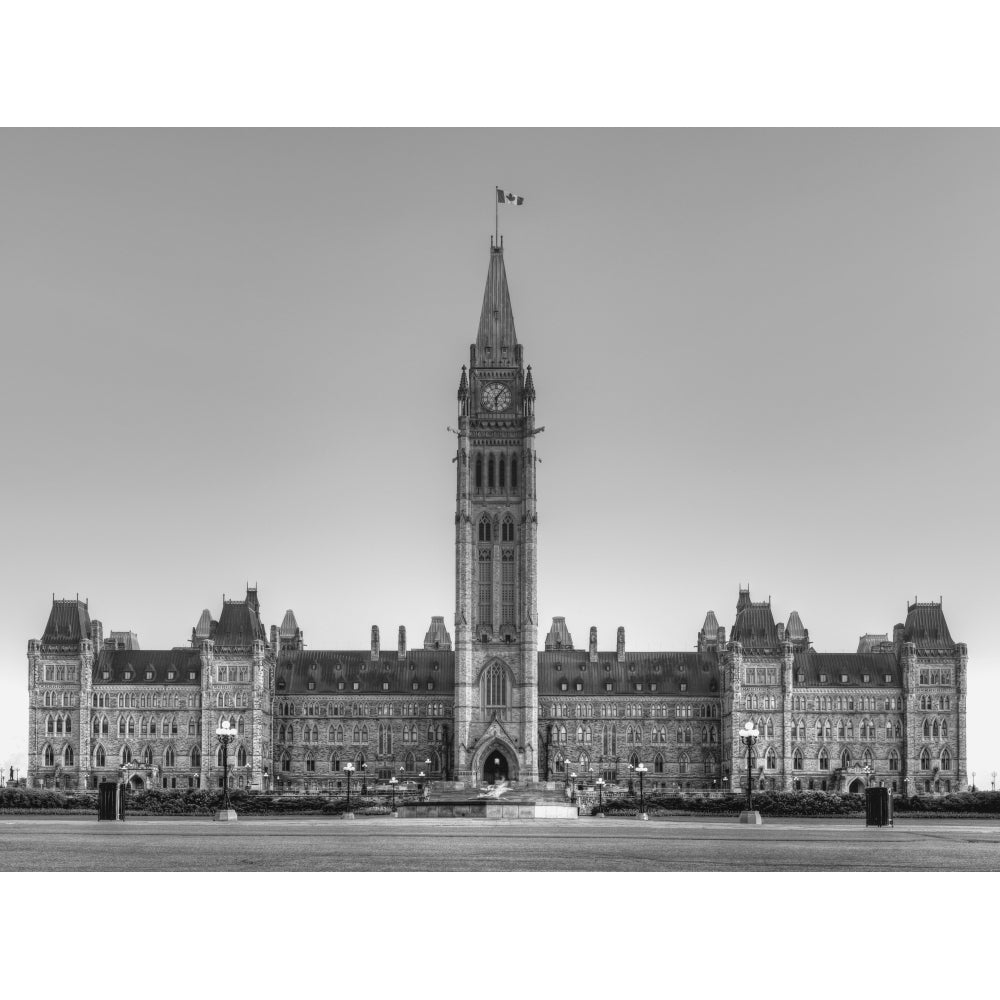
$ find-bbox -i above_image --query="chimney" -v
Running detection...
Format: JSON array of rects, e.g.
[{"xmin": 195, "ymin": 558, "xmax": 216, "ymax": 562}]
[
  {"xmin": 371, "ymin": 625, "xmax": 380, "ymax": 660},
  {"xmin": 398, "ymin": 625, "xmax": 406, "ymax": 659},
  {"xmin": 270, "ymin": 624, "xmax": 280, "ymax": 657},
  {"xmin": 777, "ymin": 622, "xmax": 785, "ymax": 642},
  {"xmin": 589, "ymin": 626, "xmax": 598, "ymax": 663},
  {"xmin": 91, "ymin": 619, "xmax": 104, "ymax": 656},
  {"xmin": 616, "ymin": 626, "xmax": 625, "ymax": 662}
]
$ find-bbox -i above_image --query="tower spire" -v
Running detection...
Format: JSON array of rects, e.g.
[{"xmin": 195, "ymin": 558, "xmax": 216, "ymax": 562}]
[{"xmin": 475, "ymin": 244, "xmax": 518, "ymax": 362}]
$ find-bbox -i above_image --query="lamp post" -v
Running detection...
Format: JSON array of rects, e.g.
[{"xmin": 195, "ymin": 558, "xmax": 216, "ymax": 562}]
[
  {"xmin": 569, "ymin": 772, "xmax": 577, "ymax": 804},
  {"xmin": 361, "ymin": 761, "xmax": 368, "ymax": 796},
  {"xmin": 389, "ymin": 775, "xmax": 398, "ymax": 813},
  {"xmin": 853, "ymin": 761, "xmax": 874, "ymax": 792},
  {"xmin": 972, "ymin": 771, "xmax": 976, "ymax": 792},
  {"xmin": 214, "ymin": 719, "xmax": 238, "ymax": 821},
  {"xmin": 343, "ymin": 762, "xmax": 355, "ymax": 813},
  {"xmin": 738, "ymin": 721, "xmax": 762, "ymax": 825},
  {"xmin": 595, "ymin": 776, "xmax": 605, "ymax": 817},
  {"xmin": 262, "ymin": 766, "xmax": 269, "ymax": 792},
  {"xmin": 635, "ymin": 762, "xmax": 648, "ymax": 819},
  {"xmin": 424, "ymin": 758, "xmax": 432, "ymax": 796}
]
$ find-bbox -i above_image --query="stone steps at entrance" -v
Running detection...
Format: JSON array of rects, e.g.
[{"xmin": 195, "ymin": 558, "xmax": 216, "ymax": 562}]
[{"xmin": 423, "ymin": 781, "xmax": 574, "ymax": 804}]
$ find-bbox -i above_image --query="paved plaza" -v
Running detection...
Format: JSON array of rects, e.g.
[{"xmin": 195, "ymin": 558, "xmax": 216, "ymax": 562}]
[{"xmin": 1, "ymin": 815, "xmax": 998, "ymax": 871}]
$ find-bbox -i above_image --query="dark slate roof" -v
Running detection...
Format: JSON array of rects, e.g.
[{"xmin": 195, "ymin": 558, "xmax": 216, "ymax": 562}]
[
  {"xmin": 93, "ymin": 649, "xmax": 202, "ymax": 685},
  {"xmin": 42, "ymin": 599, "xmax": 92, "ymax": 645},
  {"xmin": 701, "ymin": 611, "xmax": 720, "ymax": 635},
  {"xmin": 275, "ymin": 650, "xmax": 455, "ymax": 695},
  {"xmin": 279, "ymin": 610, "xmax": 300, "ymax": 638},
  {"xmin": 212, "ymin": 599, "xmax": 267, "ymax": 647},
  {"xmin": 792, "ymin": 651, "xmax": 900, "ymax": 686},
  {"xmin": 475, "ymin": 245, "xmax": 518, "ymax": 357},
  {"xmin": 544, "ymin": 617, "xmax": 574, "ymax": 650},
  {"xmin": 730, "ymin": 601, "xmax": 780, "ymax": 650},
  {"xmin": 538, "ymin": 652, "xmax": 721, "ymax": 697},
  {"xmin": 903, "ymin": 602, "xmax": 955, "ymax": 651}
]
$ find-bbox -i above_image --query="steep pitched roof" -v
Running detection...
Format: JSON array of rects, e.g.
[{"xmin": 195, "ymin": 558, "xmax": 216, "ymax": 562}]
[
  {"xmin": 792, "ymin": 651, "xmax": 900, "ymax": 686},
  {"xmin": 422, "ymin": 616, "xmax": 452, "ymax": 651},
  {"xmin": 903, "ymin": 601, "xmax": 955, "ymax": 651},
  {"xmin": 93, "ymin": 648, "xmax": 202, "ymax": 685},
  {"xmin": 279, "ymin": 610, "xmax": 300, "ymax": 638},
  {"xmin": 785, "ymin": 611, "xmax": 808, "ymax": 642},
  {"xmin": 730, "ymin": 598, "xmax": 780, "ymax": 651},
  {"xmin": 538, "ymin": 651, "xmax": 721, "ymax": 697},
  {"xmin": 42, "ymin": 599, "xmax": 92, "ymax": 645},
  {"xmin": 213, "ymin": 597, "xmax": 267, "ymax": 647},
  {"xmin": 475, "ymin": 245, "xmax": 518, "ymax": 359},
  {"xmin": 275, "ymin": 650, "xmax": 454, "ymax": 695}
]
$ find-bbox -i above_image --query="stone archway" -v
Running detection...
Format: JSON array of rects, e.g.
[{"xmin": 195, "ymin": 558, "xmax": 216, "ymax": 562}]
[
  {"xmin": 483, "ymin": 750, "xmax": 510, "ymax": 785},
  {"xmin": 848, "ymin": 777, "xmax": 865, "ymax": 794}
]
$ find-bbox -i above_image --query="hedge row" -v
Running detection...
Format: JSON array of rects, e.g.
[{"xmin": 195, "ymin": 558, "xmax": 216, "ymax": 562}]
[
  {"xmin": 591, "ymin": 790, "xmax": 1000, "ymax": 818},
  {"xmin": 0, "ymin": 788, "xmax": 412, "ymax": 816}
]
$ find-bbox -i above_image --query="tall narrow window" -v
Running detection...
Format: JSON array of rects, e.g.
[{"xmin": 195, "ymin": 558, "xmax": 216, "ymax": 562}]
[
  {"xmin": 237, "ymin": 745, "xmax": 247, "ymax": 767},
  {"xmin": 484, "ymin": 662, "xmax": 508, "ymax": 709},
  {"xmin": 191, "ymin": 747, "xmax": 201, "ymax": 768},
  {"xmin": 95, "ymin": 745, "xmax": 106, "ymax": 767},
  {"xmin": 64, "ymin": 745, "xmax": 74, "ymax": 766},
  {"xmin": 499, "ymin": 456, "xmax": 506, "ymax": 489},
  {"xmin": 479, "ymin": 515, "xmax": 492, "ymax": 542},
  {"xmin": 501, "ymin": 549, "xmax": 515, "ymax": 626},
  {"xmin": 165, "ymin": 747, "xmax": 175, "ymax": 767},
  {"xmin": 488, "ymin": 455, "xmax": 495, "ymax": 488},
  {"xmin": 475, "ymin": 454, "xmax": 483, "ymax": 489},
  {"xmin": 478, "ymin": 548, "xmax": 492, "ymax": 629},
  {"xmin": 511, "ymin": 456, "xmax": 518, "ymax": 489},
  {"xmin": 44, "ymin": 745, "xmax": 54, "ymax": 766}
]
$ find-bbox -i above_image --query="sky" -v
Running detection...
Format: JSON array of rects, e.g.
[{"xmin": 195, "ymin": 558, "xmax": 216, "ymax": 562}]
[{"xmin": 1, "ymin": 129, "xmax": 998, "ymax": 784}]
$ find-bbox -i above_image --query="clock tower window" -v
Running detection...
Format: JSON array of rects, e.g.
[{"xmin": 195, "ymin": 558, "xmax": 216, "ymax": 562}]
[
  {"xmin": 475, "ymin": 454, "xmax": 483, "ymax": 490},
  {"xmin": 499, "ymin": 456, "xmax": 506, "ymax": 489},
  {"xmin": 488, "ymin": 455, "xmax": 495, "ymax": 489},
  {"xmin": 478, "ymin": 515, "xmax": 492, "ymax": 543},
  {"xmin": 511, "ymin": 456, "xmax": 518, "ymax": 489}
]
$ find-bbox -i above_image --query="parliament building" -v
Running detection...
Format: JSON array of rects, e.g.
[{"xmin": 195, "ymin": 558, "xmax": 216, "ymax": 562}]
[{"xmin": 25, "ymin": 243, "xmax": 969, "ymax": 797}]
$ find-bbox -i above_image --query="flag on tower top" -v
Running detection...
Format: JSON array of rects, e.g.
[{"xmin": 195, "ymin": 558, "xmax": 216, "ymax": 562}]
[{"xmin": 497, "ymin": 188, "xmax": 524, "ymax": 205}]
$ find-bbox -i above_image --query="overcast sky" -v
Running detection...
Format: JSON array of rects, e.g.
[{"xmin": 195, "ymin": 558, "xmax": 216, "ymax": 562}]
[{"xmin": 2, "ymin": 129, "xmax": 997, "ymax": 782}]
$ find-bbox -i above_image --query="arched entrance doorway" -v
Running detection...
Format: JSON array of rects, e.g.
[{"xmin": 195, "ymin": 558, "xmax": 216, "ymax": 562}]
[
  {"xmin": 483, "ymin": 750, "xmax": 510, "ymax": 785},
  {"xmin": 129, "ymin": 775, "xmax": 145, "ymax": 791},
  {"xmin": 848, "ymin": 778, "xmax": 864, "ymax": 794}
]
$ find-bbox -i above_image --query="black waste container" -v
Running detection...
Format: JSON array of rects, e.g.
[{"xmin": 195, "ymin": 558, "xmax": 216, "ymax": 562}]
[
  {"xmin": 865, "ymin": 786, "xmax": 893, "ymax": 827},
  {"xmin": 98, "ymin": 781, "xmax": 124, "ymax": 821}
]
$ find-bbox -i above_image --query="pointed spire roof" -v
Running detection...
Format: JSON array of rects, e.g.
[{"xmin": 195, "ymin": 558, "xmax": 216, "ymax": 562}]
[
  {"xmin": 457, "ymin": 365, "xmax": 468, "ymax": 399},
  {"xmin": 475, "ymin": 245, "xmax": 518, "ymax": 359},
  {"xmin": 194, "ymin": 609, "xmax": 212, "ymax": 639},
  {"xmin": 279, "ymin": 609, "xmax": 300, "ymax": 638},
  {"xmin": 524, "ymin": 365, "xmax": 535, "ymax": 398}
]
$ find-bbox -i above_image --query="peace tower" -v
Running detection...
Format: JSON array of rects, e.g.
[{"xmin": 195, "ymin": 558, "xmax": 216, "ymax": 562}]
[{"xmin": 453, "ymin": 240, "xmax": 540, "ymax": 783}]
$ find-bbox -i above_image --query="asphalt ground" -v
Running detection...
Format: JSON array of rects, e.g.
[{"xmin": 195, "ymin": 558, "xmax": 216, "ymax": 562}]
[{"xmin": 2, "ymin": 815, "xmax": 999, "ymax": 871}]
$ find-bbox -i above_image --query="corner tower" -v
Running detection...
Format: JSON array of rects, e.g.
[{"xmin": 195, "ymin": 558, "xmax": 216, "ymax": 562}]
[{"xmin": 454, "ymin": 241, "xmax": 539, "ymax": 783}]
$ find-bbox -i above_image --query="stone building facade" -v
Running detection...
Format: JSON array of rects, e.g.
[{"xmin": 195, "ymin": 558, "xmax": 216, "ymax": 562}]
[{"xmin": 25, "ymin": 243, "xmax": 969, "ymax": 797}]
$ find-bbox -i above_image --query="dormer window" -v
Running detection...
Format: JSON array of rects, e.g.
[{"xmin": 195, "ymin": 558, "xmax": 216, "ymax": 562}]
[
  {"xmin": 352, "ymin": 682, "xmax": 359, "ymax": 691},
  {"xmin": 635, "ymin": 683, "xmax": 643, "ymax": 692},
  {"xmin": 841, "ymin": 674, "xmax": 848, "ymax": 683},
  {"xmin": 862, "ymin": 674, "xmax": 871, "ymax": 683},
  {"xmin": 680, "ymin": 682, "xmax": 687, "ymax": 692},
  {"xmin": 307, "ymin": 681, "xmax": 316, "ymax": 691},
  {"xmin": 167, "ymin": 670, "xmax": 175, "ymax": 680},
  {"xmin": 575, "ymin": 682, "xmax": 583, "ymax": 691},
  {"xmin": 797, "ymin": 673, "xmax": 804, "ymax": 683},
  {"xmin": 338, "ymin": 681, "xmax": 346, "ymax": 691},
  {"xmin": 650, "ymin": 683, "xmax": 657, "ymax": 692},
  {"xmin": 382, "ymin": 682, "xmax": 389, "ymax": 691},
  {"xmin": 605, "ymin": 682, "xmax": 613, "ymax": 692},
  {"xmin": 427, "ymin": 682, "xmax": 434, "ymax": 691},
  {"xmin": 559, "ymin": 681, "xmax": 568, "ymax": 691},
  {"xmin": 819, "ymin": 673, "xmax": 827, "ymax": 683},
  {"xmin": 884, "ymin": 673, "xmax": 892, "ymax": 683}
]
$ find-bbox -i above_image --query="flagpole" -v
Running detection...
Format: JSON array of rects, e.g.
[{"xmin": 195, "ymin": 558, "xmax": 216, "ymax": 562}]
[{"xmin": 495, "ymin": 186, "xmax": 499, "ymax": 246}]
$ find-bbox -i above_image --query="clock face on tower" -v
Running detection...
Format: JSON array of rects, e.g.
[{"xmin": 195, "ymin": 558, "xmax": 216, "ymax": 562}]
[{"xmin": 481, "ymin": 382, "xmax": 512, "ymax": 412}]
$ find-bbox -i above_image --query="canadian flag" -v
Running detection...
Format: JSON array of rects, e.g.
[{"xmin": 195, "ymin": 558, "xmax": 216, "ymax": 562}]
[{"xmin": 497, "ymin": 189, "xmax": 525, "ymax": 205}]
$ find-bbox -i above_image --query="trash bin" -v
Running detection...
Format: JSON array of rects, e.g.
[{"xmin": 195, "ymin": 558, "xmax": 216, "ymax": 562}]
[
  {"xmin": 865, "ymin": 787, "xmax": 893, "ymax": 828},
  {"xmin": 98, "ymin": 781, "xmax": 124, "ymax": 821}
]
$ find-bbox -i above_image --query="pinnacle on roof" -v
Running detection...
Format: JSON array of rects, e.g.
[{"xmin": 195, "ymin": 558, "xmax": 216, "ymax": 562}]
[
  {"xmin": 701, "ymin": 611, "xmax": 720, "ymax": 634},
  {"xmin": 785, "ymin": 611, "xmax": 807, "ymax": 640},
  {"xmin": 544, "ymin": 617, "xmax": 574, "ymax": 651},
  {"xmin": 457, "ymin": 365, "xmax": 468, "ymax": 399},
  {"xmin": 423, "ymin": 616, "xmax": 452, "ymax": 651},
  {"xmin": 524, "ymin": 365, "xmax": 535, "ymax": 399},
  {"xmin": 279, "ymin": 609, "xmax": 300, "ymax": 638},
  {"xmin": 194, "ymin": 609, "xmax": 212, "ymax": 639},
  {"xmin": 475, "ymin": 244, "xmax": 518, "ymax": 361}
]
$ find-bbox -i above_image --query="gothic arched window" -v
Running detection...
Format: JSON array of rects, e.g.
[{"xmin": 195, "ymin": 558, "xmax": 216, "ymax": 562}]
[
  {"xmin": 511, "ymin": 456, "xmax": 518, "ymax": 489},
  {"xmin": 191, "ymin": 746, "xmax": 201, "ymax": 768},
  {"xmin": 479, "ymin": 515, "xmax": 492, "ymax": 543},
  {"xmin": 121, "ymin": 746, "xmax": 132, "ymax": 766},
  {"xmin": 793, "ymin": 748, "xmax": 803, "ymax": 770},
  {"xmin": 499, "ymin": 456, "xmax": 506, "ymax": 489},
  {"xmin": 43, "ymin": 744, "xmax": 54, "ymax": 766},
  {"xmin": 63, "ymin": 745, "xmax": 74, "ymax": 766},
  {"xmin": 165, "ymin": 747, "xmax": 175, "ymax": 767},
  {"xmin": 940, "ymin": 748, "xmax": 952, "ymax": 771},
  {"xmin": 765, "ymin": 747, "xmax": 777, "ymax": 769},
  {"xmin": 654, "ymin": 752, "xmax": 664, "ymax": 773},
  {"xmin": 920, "ymin": 747, "xmax": 931, "ymax": 770},
  {"xmin": 501, "ymin": 515, "xmax": 514, "ymax": 542},
  {"xmin": 484, "ymin": 662, "xmax": 508, "ymax": 709},
  {"xmin": 488, "ymin": 455, "xmax": 495, "ymax": 488},
  {"xmin": 237, "ymin": 745, "xmax": 247, "ymax": 767},
  {"xmin": 475, "ymin": 454, "xmax": 483, "ymax": 489},
  {"xmin": 841, "ymin": 748, "xmax": 851, "ymax": 769},
  {"xmin": 95, "ymin": 745, "xmax": 106, "ymax": 768}
]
